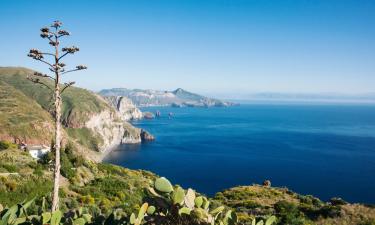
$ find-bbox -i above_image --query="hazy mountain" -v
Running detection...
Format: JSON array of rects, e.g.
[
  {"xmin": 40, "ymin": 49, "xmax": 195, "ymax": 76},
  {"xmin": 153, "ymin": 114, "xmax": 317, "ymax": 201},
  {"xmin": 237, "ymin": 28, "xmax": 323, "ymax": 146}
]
[
  {"xmin": 99, "ymin": 88, "xmax": 235, "ymax": 107},
  {"xmin": 216, "ymin": 92, "xmax": 375, "ymax": 104}
]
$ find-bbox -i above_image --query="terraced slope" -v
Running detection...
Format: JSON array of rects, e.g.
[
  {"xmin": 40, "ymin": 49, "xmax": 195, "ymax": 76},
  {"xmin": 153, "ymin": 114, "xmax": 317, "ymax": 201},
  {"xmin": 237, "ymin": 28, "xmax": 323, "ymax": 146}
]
[
  {"xmin": 0, "ymin": 67, "xmax": 109, "ymax": 127},
  {"xmin": 0, "ymin": 80, "xmax": 53, "ymax": 144}
]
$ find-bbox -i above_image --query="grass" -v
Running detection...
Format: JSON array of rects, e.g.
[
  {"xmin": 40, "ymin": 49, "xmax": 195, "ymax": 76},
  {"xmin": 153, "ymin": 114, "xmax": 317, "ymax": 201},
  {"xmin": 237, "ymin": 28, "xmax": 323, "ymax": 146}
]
[
  {"xmin": 0, "ymin": 81, "xmax": 53, "ymax": 144},
  {"xmin": 0, "ymin": 67, "xmax": 110, "ymax": 127},
  {"xmin": 214, "ymin": 185, "xmax": 375, "ymax": 225},
  {"xmin": 0, "ymin": 140, "xmax": 18, "ymax": 150},
  {"xmin": 0, "ymin": 67, "xmax": 125, "ymax": 155},
  {"xmin": 0, "ymin": 149, "xmax": 53, "ymax": 206},
  {"xmin": 66, "ymin": 128, "xmax": 104, "ymax": 151},
  {"xmin": 0, "ymin": 175, "xmax": 53, "ymax": 207},
  {"xmin": 71, "ymin": 163, "xmax": 156, "ymax": 214},
  {"xmin": 0, "ymin": 148, "xmax": 156, "ymax": 216}
]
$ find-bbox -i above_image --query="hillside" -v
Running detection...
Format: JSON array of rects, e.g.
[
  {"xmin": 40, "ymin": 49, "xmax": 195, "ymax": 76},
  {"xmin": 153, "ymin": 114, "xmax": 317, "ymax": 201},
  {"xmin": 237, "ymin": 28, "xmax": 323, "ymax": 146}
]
[
  {"xmin": 0, "ymin": 147, "xmax": 156, "ymax": 215},
  {"xmin": 0, "ymin": 67, "xmax": 109, "ymax": 127},
  {"xmin": 99, "ymin": 88, "xmax": 235, "ymax": 107},
  {"xmin": 0, "ymin": 80, "xmax": 53, "ymax": 145},
  {"xmin": 215, "ymin": 185, "xmax": 375, "ymax": 225},
  {"xmin": 1, "ymin": 147, "xmax": 374, "ymax": 225},
  {"xmin": 0, "ymin": 67, "xmax": 148, "ymax": 160}
]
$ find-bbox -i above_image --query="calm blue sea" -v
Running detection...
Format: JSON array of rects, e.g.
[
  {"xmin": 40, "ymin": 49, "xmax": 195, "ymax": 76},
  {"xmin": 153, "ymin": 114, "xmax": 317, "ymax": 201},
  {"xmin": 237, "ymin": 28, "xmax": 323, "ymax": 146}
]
[{"xmin": 104, "ymin": 104, "xmax": 375, "ymax": 204}]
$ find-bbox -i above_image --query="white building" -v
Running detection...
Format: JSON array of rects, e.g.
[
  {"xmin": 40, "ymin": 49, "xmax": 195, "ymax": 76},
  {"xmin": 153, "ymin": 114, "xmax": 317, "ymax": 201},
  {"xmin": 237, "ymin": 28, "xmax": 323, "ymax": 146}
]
[{"xmin": 28, "ymin": 145, "xmax": 51, "ymax": 159}]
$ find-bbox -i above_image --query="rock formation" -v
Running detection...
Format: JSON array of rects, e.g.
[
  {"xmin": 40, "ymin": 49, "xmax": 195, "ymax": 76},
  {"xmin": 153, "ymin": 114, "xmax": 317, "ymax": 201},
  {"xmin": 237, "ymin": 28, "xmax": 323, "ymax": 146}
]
[
  {"xmin": 140, "ymin": 129, "xmax": 155, "ymax": 142},
  {"xmin": 104, "ymin": 96, "xmax": 143, "ymax": 121},
  {"xmin": 85, "ymin": 109, "xmax": 142, "ymax": 151},
  {"xmin": 143, "ymin": 112, "xmax": 155, "ymax": 119},
  {"xmin": 0, "ymin": 67, "xmax": 154, "ymax": 161}
]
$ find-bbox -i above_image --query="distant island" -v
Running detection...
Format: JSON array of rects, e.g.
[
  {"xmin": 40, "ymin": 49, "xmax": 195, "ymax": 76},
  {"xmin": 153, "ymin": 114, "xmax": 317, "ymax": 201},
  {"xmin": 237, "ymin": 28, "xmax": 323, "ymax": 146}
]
[
  {"xmin": 231, "ymin": 92, "xmax": 375, "ymax": 104},
  {"xmin": 99, "ymin": 88, "xmax": 236, "ymax": 107}
]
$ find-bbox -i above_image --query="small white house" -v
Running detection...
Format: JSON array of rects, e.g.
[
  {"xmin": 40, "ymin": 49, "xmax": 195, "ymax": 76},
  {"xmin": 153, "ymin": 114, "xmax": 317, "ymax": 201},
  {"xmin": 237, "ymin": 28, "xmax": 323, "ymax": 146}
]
[{"xmin": 28, "ymin": 145, "xmax": 51, "ymax": 159}]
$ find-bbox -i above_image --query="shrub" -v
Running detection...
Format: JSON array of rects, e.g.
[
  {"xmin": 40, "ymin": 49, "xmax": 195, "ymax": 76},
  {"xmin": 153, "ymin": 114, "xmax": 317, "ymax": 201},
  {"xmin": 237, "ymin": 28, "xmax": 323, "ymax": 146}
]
[
  {"xmin": 0, "ymin": 163, "xmax": 19, "ymax": 172},
  {"xmin": 33, "ymin": 164, "xmax": 44, "ymax": 176},
  {"xmin": 329, "ymin": 197, "xmax": 347, "ymax": 206},
  {"xmin": 359, "ymin": 219, "xmax": 375, "ymax": 225},
  {"xmin": 0, "ymin": 176, "xmax": 53, "ymax": 206},
  {"xmin": 0, "ymin": 140, "xmax": 17, "ymax": 150},
  {"xmin": 298, "ymin": 195, "xmax": 323, "ymax": 207},
  {"xmin": 80, "ymin": 195, "xmax": 96, "ymax": 205},
  {"xmin": 317, "ymin": 205, "xmax": 341, "ymax": 218},
  {"xmin": 60, "ymin": 149, "xmax": 75, "ymax": 179},
  {"xmin": 38, "ymin": 151, "xmax": 54, "ymax": 165},
  {"xmin": 5, "ymin": 179, "xmax": 18, "ymax": 191},
  {"xmin": 100, "ymin": 198, "xmax": 112, "ymax": 213},
  {"xmin": 274, "ymin": 201, "xmax": 306, "ymax": 225}
]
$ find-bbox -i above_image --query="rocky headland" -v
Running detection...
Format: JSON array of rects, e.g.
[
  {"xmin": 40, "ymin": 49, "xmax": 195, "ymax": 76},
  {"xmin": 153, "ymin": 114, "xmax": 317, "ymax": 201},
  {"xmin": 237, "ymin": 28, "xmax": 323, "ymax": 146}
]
[
  {"xmin": 0, "ymin": 67, "xmax": 153, "ymax": 162},
  {"xmin": 103, "ymin": 96, "xmax": 143, "ymax": 121}
]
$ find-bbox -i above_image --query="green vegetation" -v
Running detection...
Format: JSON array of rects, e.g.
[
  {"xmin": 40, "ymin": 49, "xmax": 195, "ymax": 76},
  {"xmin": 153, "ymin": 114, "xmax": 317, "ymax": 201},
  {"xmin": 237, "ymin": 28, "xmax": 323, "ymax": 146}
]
[
  {"xmin": 1, "ymin": 146, "xmax": 375, "ymax": 224},
  {"xmin": 0, "ymin": 149, "xmax": 53, "ymax": 206},
  {"xmin": 0, "ymin": 148, "xmax": 245, "ymax": 225},
  {"xmin": 214, "ymin": 185, "xmax": 375, "ymax": 225},
  {"xmin": 0, "ymin": 67, "xmax": 116, "ymax": 155},
  {"xmin": 0, "ymin": 178, "xmax": 264, "ymax": 225},
  {"xmin": 0, "ymin": 148, "xmax": 155, "ymax": 213},
  {"xmin": 60, "ymin": 87, "xmax": 108, "ymax": 126},
  {"xmin": 0, "ymin": 80, "xmax": 53, "ymax": 145},
  {"xmin": 0, "ymin": 141, "xmax": 18, "ymax": 151},
  {"xmin": 130, "ymin": 176, "xmax": 240, "ymax": 225},
  {"xmin": 0, "ymin": 67, "xmax": 109, "ymax": 127},
  {"xmin": 66, "ymin": 128, "xmax": 103, "ymax": 152},
  {"xmin": 0, "ymin": 199, "xmax": 94, "ymax": 225}
]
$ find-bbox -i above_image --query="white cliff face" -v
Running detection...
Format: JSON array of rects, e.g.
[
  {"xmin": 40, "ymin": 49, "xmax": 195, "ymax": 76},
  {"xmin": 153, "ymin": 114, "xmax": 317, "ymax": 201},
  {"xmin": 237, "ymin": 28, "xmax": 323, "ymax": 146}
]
[
  {"xmin": 104, "ymin": 96, "xmax": 143, "ymax": 121},
  {"xmin": 85, "ymin": 109, "xmax": 141, "ymax": 152}
]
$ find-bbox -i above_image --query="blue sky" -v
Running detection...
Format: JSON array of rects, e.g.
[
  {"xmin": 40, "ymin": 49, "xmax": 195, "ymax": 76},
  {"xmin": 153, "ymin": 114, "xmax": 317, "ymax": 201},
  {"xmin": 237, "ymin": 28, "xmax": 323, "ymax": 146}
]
[{"xmin": 0, "ymin": 0, "xmax": 374, "ymax": 97}]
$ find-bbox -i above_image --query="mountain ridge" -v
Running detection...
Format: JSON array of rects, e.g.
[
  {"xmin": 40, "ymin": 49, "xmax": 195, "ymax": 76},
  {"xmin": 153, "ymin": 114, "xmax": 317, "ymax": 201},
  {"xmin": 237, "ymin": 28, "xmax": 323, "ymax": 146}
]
[{"xmin": 99, "ymin": 87, "xmax": 236, "ymax": 107}]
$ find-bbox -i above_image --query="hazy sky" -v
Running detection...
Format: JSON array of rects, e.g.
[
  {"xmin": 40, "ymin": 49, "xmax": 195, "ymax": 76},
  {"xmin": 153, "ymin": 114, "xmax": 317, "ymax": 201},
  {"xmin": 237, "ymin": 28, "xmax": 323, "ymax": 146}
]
[{"xmin": 0, "ymin": 0, "xmax": 374, "ymax": 96}]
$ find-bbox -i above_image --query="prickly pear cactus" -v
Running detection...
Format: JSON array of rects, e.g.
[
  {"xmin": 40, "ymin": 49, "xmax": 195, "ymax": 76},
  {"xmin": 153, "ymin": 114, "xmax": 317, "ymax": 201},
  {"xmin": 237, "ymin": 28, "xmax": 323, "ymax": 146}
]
[
  {"xmin": 131, "ymin": 177, "xmax": 249, "ymax": 225},
  {"xmin": 154, "ymin": 177, "xmax": 173, "ymax": 193},
  {"xmin": 194, "ymin": 196, "xmax": 203, "ymax": 208},
  {"xmin": 130, "ymin": 202, "xmax": 149, "ymax": 225},
  {"xmin": 184, "ymin": 188, "xmax": 196, "ymax": 209},
  {"xmin": 146, "ymin": 206, "xmax": 155, "ymax": 215},
  {"xmin": 173, "ymin": 186, "xmax": 185, "ymax": 205},
  {"xmin": 252, "ymin": 216, "xmax": 277, "ymax": 225}
]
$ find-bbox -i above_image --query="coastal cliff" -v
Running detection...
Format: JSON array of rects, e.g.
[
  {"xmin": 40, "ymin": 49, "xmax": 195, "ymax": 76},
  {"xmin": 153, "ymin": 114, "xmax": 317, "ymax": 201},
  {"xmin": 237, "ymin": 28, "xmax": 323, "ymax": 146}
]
[
  {"xmin": 104, "ymin": 96, "xmax": 143, "ymax": 121},
  {"xmin": 85, "ymin": 109, "xmax": 141, "ymax": 148},
  {"xmin": 0, "ymin": 67, "xmax": 152, "ymax": 161}
]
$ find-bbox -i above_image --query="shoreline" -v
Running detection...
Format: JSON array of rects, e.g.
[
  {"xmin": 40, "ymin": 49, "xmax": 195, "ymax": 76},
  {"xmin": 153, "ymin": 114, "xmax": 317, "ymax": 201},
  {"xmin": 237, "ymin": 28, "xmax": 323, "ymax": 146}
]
[{"xmin": 97, "ymin": 140, "xmax": 142, "ymax": 163}]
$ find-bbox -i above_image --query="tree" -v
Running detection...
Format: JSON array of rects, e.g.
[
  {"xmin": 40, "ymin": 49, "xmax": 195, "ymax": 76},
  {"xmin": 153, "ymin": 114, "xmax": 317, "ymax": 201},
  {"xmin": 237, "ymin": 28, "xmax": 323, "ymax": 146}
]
[{"xmin": 27, "ymin": 20, "xmax": 87, "ymax": 211}]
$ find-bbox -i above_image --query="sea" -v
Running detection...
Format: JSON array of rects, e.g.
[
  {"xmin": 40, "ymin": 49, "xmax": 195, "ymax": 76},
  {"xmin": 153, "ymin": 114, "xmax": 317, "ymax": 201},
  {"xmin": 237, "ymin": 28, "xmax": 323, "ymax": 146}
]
[{"xmin": 104, "ymin": 103, "xmax": 375, "ymax": 204}]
